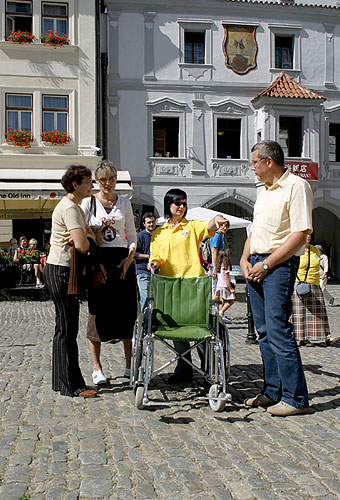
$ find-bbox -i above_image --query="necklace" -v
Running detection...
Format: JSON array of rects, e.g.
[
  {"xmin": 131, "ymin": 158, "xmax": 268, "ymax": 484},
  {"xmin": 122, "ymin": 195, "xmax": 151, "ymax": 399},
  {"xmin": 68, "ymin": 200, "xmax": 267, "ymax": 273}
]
[{"xmin": 97, "ymin": 193, "xmax": 118, "ymax": 209}]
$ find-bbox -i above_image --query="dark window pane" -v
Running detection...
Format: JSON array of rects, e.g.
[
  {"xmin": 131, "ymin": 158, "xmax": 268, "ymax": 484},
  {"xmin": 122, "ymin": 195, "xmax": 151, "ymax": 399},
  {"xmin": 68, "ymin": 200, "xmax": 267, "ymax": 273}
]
[
  {"xmin": 57, "ymin": 113, "xmax": 67, "ymax": 131},
  {"xmin": 279, "ymin": 116, "xmax": 302, "ymax": 157},
  {"xmin": 7, "ymin": 1, "xmax": 32, "ymax": 13},
  {"xmin": 329, "ymin": 123, "xmax": 340, "ymax": 162},
  {"xmin": 21, "ymin": 111, "xmax": 31, "ymax": 130},
  {"xmin": 153, "ymin": 117, "xmax": 179, "ymax": 157},
  {"xmin": 42, "ymin": 3, "xmax": 67, "ymax": 16},
  {"xmin": 216, "ymin": 118, "xmax": 241, "ymax": 159},
  {"xmin": 7, "ymin": 111, "xmax": 18, "ymax": 130},
  {"xmin": 184, "ymin": 31, "xmax": 205, "ymax": 64},
  {"xmin": 7, "ymin": 94, "xmax": 32, "ymax": 108},
  {"xmin": 43, "ymin": 96, "xmax": 68, "ymax": 110},
  {"xmin": 275, "ymin": 35, "xmax": 293, "ymax": 69},
  {"xmin": 43, "ymin": 112, "xmax": 54, "ymax": 132}
]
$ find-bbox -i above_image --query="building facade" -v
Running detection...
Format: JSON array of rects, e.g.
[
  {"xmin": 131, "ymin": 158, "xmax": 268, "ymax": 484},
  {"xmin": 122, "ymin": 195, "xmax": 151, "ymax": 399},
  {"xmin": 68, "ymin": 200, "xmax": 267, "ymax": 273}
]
[
  {"xmin": 104, "ymin": 0, "xmax": 340, "ymax": 275},
  {"xmin": 0, "ymin": 0, "xmax": 103, "ymax": 248}
]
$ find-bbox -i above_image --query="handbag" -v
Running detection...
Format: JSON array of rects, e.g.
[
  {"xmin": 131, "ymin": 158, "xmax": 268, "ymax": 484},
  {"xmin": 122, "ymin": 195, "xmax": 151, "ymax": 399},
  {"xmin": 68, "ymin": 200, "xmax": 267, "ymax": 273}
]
[
  {"xmin": 87, "ymin": 195, "xmax": 102, "ymax": 247},
  {"xmin": 296, "ymin": 246, "xmax": 311, "ymax": 300}
]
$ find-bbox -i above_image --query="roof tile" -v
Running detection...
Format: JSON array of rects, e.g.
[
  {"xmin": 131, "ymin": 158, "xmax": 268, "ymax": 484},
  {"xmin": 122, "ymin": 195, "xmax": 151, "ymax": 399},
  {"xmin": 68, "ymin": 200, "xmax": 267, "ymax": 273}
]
[{"xmin": 251, "ymin": 72, "xmax": 325, "ymax": 102}]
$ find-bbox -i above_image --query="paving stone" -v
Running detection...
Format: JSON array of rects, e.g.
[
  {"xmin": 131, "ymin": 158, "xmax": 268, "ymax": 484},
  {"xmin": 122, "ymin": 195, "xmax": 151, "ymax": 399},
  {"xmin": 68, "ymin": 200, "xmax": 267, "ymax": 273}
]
[
  {"xmin": 79, "ymin": 453, "xmax": 107, "ymax": 465},
  {"xmin": 79, "ymin": 478, "xmax": 113, "ymax": 498},
  {"xmin": 0, "ymin": 484, "xmax": 28, "ymax": 500}
]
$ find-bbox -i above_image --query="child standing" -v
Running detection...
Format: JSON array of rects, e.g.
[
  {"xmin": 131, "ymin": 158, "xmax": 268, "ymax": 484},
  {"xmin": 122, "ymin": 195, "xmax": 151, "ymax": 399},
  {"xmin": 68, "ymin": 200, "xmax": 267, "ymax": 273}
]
[{"xmin": 215, "ymin": 249, "xmax": 235, "ymax": 321}]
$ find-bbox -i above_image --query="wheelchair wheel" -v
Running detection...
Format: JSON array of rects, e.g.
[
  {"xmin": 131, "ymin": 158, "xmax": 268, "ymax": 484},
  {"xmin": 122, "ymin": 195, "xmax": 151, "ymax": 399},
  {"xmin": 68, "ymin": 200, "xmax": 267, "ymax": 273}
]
[
  {"xmin": 209, "ymin": 384, "xmax": 226, "ymax": 412},
  {"xmin": 131, "ymin": 313, "xmax": 144, "ymax": 388},
  {"xmin": 135, "ymin": 385, "xmax": 145, "ymax": 410}
]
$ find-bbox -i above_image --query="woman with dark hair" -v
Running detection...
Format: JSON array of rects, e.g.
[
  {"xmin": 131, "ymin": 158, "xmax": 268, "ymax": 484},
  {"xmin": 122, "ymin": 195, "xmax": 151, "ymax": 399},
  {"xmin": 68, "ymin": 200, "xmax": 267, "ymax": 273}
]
[
  {"xmin": 149, "ymin": 188, "xmax": 228, "ymax": 382},
  {"xmin": 44, "ymin": 164, "xmax": 97, "ymax": 398}
]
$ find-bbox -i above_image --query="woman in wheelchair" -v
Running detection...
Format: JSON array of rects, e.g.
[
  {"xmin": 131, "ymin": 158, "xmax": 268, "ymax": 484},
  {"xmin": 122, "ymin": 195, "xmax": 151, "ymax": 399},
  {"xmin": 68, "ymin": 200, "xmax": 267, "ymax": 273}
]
[{"xmin": 148, "ymin": 188, "xmax": 229, "ymax": 383}]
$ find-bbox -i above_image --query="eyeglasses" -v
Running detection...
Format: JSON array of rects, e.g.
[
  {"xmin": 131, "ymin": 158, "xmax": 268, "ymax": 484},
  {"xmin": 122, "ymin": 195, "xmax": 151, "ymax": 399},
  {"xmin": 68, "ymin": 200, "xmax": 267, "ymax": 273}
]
[
  {"xmin": 251, "ymin": 158, "xmax": 268, "ymax": 167},
  {"xmin": 97, "ymin": 176, "xmax": 117, "ymax": 184},
  {"xmin": 173, "ymin": 201, "xmax": 187, "ymax": 207}
]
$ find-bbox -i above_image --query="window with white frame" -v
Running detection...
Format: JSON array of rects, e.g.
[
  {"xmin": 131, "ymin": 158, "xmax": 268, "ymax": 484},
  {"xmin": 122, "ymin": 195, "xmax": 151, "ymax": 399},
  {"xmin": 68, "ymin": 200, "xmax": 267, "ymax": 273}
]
[
  {"xmin": 216, "ymin": 118, "xmax": 241, "ymax": 159},
  {"xmin": 6, "ymin": 93, "xmax": 32, "ymax": 131},
  {"xmin": 268, "ymin": 25, "xmax": 301, "ymax": 72},
  {"xmin": 42, "ymin": 95, "xmax": 68, "ymax": 132},
  {"xmin": 153, "ymin": 117, "xmax": 179, "ymax": 158},
  {"xmin": 42, "ymin": 2, "xmax": 68, "ymax": 37},
  {"xmin": 5, "ymin": 0, "xmax": 32, "ymax": 39},
  {"xmin": 178, "ymin": 19, "xmax": 213, "ymax": 66},
  {"xmin": 329, "ymin": 123, "xmax": 340, "ymax": 162},
  {"xmin": 279, "ymin": 116, "xmax": 303, "ymax": 157}
]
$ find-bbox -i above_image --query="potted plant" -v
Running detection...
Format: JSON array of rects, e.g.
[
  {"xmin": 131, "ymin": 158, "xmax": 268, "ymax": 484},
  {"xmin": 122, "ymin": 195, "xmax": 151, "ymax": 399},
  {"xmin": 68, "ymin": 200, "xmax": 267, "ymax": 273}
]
[
  {"xmin": 41, "ymin": 130, "xmax": 71, "ymax": 145},
  {"xmin": 8, "ymin": 30, "xmax": 36, "ymax": 44},
  {"xmin": 5, "ymin": 128, "xmax": 33, "ymax": 148},
  {"xmin": 41, "ymin": 31, "xmax": 69, "ymax": 47}
]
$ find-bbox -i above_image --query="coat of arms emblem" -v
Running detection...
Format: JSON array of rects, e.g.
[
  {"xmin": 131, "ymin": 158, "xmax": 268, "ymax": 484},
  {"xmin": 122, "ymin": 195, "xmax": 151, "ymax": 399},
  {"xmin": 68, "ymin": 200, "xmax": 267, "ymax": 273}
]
[{"xmin": 222, "ymin": 24, "xmax": 258, "ymax": 75}]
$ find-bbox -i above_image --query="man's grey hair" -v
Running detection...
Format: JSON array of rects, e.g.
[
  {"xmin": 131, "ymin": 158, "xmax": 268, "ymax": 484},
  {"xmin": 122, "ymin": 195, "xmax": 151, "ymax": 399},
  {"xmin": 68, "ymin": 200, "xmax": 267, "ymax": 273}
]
[{"xmin": 251, "ymin": 140, "xmax": 285, "ymax": 167}]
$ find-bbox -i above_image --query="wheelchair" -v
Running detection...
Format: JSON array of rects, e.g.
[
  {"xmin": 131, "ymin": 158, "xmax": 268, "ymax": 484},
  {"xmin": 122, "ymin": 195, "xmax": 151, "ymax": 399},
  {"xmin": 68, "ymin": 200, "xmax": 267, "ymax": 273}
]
[{"xmin": 131, "ymin": 274, "xmax": 231, "ymax": 412}]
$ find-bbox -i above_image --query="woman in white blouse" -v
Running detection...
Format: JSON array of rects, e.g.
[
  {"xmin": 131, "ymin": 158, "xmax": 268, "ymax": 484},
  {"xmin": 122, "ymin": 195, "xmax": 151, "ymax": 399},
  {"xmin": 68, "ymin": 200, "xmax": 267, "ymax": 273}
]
[{"xmin": 81, "ymin": 160, "xmax": 137, "ymax": 386}]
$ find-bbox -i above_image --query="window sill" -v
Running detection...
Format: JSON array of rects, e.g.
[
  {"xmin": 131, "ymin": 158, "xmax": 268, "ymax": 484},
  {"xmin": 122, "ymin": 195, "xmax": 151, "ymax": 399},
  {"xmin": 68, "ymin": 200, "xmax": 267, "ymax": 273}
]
[
  {"xmin": 0, "ymin": 41, "xmax": 78, "ymax": 53},
  {"xmin": 269, "ymin": 67, "xmax": 301, "ymax": 74},
  {"xmin": 148, "ymin": 156, "xmax": 186, "ymax": 161},
  {"xmin": 179, "ymin": 63, "xmax": 213, "ymax": 69}
]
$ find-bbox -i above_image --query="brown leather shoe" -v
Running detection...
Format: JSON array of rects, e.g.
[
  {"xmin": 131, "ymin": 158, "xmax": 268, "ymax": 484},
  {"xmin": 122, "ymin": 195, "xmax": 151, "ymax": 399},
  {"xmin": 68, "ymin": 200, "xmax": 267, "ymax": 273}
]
[
  {"xmin": 326, "ymin": 337, "xmax": 340, "ymax": 346},
  {"xmin": 76, "ymin": 389, "xmax": 97, "ymax": 398}
]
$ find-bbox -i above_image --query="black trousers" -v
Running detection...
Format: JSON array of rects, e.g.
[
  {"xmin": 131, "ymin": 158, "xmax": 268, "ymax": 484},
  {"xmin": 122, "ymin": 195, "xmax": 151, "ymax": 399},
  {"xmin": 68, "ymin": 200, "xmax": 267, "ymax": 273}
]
[{"xmin": 44, "ymin": 263, "xmax": 86, "ymax": 396}]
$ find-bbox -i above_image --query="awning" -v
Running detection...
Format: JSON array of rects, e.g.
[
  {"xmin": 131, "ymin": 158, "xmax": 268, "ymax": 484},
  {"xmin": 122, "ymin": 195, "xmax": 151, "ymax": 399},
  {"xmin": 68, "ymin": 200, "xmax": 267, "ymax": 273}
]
[{"xmin": 0, "ymin": 170, "xmax": 133, "ymax": 219}]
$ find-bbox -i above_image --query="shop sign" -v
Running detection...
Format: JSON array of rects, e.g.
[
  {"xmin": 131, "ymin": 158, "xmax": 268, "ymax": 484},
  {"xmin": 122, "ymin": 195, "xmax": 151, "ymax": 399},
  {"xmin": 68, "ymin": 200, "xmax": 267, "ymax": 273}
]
[
  {"xmin": 0, "ymin": 191, "xmax": 64, "ymax": 200},
  {"xmin": 285, "ymin": 162, "xmax": 318, "ymax": 181}
]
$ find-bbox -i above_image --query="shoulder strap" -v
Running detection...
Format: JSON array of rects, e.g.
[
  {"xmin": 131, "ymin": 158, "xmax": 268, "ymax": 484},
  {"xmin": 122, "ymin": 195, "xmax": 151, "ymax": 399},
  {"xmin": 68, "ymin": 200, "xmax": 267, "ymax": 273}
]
[
  {"xmin": 88, "ymin": 195, "xmax": 96, "ymax": 223},
  {"xmin": 298, "ymin": 245, "xmax": 311, "ymax": 282}
]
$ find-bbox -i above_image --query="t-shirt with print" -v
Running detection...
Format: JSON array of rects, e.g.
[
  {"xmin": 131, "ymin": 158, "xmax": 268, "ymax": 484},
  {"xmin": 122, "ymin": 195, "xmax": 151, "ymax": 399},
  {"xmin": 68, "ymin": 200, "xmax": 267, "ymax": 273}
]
[
  {"xmin": 81, "ymin": 195, "xmax": 136, "ymax": 249},
  {"xmin": 47, "ymin": 196, "xmax": 86, "ymax": 267}
]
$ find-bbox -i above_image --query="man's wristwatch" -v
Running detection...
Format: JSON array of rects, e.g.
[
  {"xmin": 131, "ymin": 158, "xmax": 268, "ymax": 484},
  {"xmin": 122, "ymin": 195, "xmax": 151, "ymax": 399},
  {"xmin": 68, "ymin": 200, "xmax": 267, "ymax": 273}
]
[{"xmin": 262, "ymin": 261, "xmax": 270, "ymax": 271}]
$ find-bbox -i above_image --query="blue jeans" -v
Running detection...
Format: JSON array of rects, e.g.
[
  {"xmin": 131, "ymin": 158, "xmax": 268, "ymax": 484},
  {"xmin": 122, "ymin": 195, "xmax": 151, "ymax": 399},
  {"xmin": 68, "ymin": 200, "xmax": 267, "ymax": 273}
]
[
  {"xmin": 247, "ymin": 254, "xmax": 309, "ymax": 409},
  {"xmin": 137, "ymin": 273, "xmax": 151, "ymax": 313}
]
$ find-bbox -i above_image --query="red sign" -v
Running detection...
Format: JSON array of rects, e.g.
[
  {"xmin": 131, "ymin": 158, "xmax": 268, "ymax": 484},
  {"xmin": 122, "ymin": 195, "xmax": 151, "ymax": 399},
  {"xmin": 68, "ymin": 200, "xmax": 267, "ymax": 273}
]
[{"xmin": 285, "ymin": 162, "xmax": 318, "ymax": 181}]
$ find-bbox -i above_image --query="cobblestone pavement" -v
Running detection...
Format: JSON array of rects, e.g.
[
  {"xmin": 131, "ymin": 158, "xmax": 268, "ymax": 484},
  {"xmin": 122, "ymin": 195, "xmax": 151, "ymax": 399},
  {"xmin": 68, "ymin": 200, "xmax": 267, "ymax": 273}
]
[{"xmin": 0, "ymin": 284, "xmax": 340, "ymax": 500}]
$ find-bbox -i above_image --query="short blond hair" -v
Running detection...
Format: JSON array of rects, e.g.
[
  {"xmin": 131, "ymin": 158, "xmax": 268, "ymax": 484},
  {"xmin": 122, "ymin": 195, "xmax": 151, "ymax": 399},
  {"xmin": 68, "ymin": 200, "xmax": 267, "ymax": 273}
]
[
  {"xmin": 94, "ymin": 159, "xmax": 117, "ymax": 180},
  {"xmin": 29, "ymin": 238, "xmax": 38, "ymax": 246}
]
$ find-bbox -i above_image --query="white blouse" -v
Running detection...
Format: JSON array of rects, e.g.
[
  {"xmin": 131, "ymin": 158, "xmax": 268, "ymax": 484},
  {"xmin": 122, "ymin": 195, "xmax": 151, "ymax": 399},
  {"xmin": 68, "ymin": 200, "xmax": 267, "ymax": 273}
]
[{"xmin": 81, "ymin": 195, "xmax": 137, "ymax": 249}]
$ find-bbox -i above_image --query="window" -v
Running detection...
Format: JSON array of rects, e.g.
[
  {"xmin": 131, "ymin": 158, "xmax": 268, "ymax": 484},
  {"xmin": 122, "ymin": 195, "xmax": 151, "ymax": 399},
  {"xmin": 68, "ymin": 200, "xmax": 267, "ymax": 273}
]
[
  {"xmin": 184, "ymin": 31, "xmax": 205, "ymax": 64},
  {"xmin": 329, "ymin": 123, "xmax": 340, "ymax": 162},
  {"xmin": 42, "ymin": 2, "xmax": 68, "ymax": 36},
  {"xmin": 216, "ymin": 118, "xmax": 241, "ymax": 159},
  {"xmin": 153, "ymin": 117, "xmax": 179, "ymax": 157},
  {"xmin": 5, "ymin": 1, "xmax": 32, "ymax": 39},
  {"xmin": 279, "ymin": 116, "xmax": 302, "ymax": 157},
  {"xmin": 275, "ymin": 35, "xmax": 293, "ymax": 69},
  {"xmin": 6, "ymin": 93, "xmax": 32, "ymax": 131},
  {"xmin": 42, "ymin": 95, "xmax": 68, "ymax": 132}
]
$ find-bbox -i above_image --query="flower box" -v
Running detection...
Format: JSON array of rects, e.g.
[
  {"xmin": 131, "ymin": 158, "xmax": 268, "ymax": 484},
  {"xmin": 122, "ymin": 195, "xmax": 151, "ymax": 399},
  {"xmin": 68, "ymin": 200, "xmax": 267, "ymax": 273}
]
[
  {"xmin": 5, "ymin": 128, "xmax": 33, "ymax": 148},
  {"xmin": 8, "ymin": 30, "xmax": 36, "ymax": 44},
  {"xmin": 41, "ymin": 31, "xmax": 69, "ymax": 47},
  {"xmin": 41, "ymin": 130, "xmax": 71, "ymax": 145},
  {"xmin": 16, "ymin": 249, "xmax": 42, "ymax": 264},
  {"xmin": 0, "ymin": 250, "xmax": 13, "ymax": 265}
]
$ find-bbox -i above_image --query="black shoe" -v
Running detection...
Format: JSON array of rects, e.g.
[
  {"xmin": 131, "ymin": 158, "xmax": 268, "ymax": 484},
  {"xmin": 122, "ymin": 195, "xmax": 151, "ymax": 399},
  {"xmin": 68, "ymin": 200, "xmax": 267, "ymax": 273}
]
[{"xmin": 168, "ymin": 373, "xmax": 193, "ymax": 384}]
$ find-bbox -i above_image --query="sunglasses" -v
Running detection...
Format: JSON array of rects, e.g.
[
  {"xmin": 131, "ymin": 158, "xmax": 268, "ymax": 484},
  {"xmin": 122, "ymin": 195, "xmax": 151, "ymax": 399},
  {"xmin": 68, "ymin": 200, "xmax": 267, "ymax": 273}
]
[
  {"xmin": 97, "ymin": 176, "xmax": 117, "ymax": 184},
  {"xmin": 173, "ymin": 201, "xmax": 187, "ymax": 207}
]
